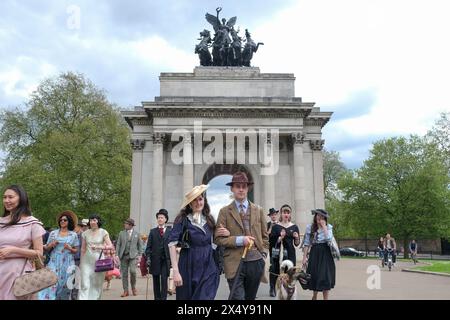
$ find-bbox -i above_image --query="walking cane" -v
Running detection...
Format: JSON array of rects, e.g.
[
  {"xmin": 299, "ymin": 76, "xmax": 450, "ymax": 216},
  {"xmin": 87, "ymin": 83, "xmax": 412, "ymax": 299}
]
[
  {"xmin": 145, "ymin": 274, "xmax": 149, "ymax": 300},
  {"xmin": 228, "ymin": 240, "xmax": 253, "ymax": 300}
]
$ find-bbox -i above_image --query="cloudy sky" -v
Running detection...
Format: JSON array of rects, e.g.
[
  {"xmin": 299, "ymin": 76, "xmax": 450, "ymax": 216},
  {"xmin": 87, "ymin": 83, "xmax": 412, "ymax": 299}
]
[{"xmin": 1, "ymin": 0, "xmax": 449, "ymax": 171}]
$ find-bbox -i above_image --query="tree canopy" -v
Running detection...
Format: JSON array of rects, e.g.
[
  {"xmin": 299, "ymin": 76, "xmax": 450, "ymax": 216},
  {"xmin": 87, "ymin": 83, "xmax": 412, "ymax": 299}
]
[
  {"xmin": 0, "ymin": 72, "xmax": 132, "ymax": 236},
  {"xmin": 336, "ymin": 135, "xmax": 450, "ymax": 255}
]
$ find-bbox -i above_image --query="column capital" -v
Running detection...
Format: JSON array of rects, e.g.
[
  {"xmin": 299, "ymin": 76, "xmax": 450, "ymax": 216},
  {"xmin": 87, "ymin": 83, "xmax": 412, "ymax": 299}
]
[
  {"xmin": 291, "ymin": 132, "xmax": 305, "ymax": 145},
  {"xmin": 130, "ymin": 139, "xmax": 146, "ymax": 150},
  {"xmin": 152, "ymin": 132, "xmax": 166, "ymax": 145},
  {"xmin": 183, "ymin": 133, "xmax": 193, "ymax": 144},
  {"xmin": 310, "ymin": 139, "xmax": 325, "ymax": 151}
]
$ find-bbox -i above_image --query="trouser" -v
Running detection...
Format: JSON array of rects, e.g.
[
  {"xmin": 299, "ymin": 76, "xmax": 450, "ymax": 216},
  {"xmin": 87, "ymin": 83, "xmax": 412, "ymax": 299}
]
[
  {"xmin": 227, "ymin": 259, "xmax": 265, "ymax": 300},
  {"xmin": 152, "ymin": 265, "xmax": 169, "ymax": 300},
  {"xmin": 120, "ymin": 255, "xmax": 137, "ymax": 291}
]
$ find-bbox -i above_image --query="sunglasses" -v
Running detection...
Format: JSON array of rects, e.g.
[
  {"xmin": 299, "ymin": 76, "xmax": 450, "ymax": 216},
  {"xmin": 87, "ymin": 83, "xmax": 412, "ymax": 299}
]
[{"xmin": 59, "ymin": 218, "xmax": 68, "ymax": 222}]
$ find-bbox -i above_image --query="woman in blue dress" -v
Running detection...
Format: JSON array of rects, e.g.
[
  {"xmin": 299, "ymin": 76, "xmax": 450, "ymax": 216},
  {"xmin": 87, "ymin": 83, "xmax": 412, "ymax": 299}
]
[
  {"xmin": 39, "ymin": 211, "xmax": 79, "ymax": 300},
  {"xmin": 168, "ymin": 184, "xmax": 227, "ymax": 300}
]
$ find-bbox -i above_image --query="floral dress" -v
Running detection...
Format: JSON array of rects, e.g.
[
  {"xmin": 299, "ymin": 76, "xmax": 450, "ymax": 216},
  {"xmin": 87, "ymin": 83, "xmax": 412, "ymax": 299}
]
[{"xmin": 38, "ymin": 229, "xmax": 79, "ymax": 300}]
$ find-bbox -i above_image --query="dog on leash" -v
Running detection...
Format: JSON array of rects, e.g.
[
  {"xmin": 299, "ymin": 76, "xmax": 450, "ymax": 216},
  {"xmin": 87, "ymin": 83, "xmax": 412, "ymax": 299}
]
[{"xmin": 276, "ymin": 260, "xmax": 302, "ymax": 300}]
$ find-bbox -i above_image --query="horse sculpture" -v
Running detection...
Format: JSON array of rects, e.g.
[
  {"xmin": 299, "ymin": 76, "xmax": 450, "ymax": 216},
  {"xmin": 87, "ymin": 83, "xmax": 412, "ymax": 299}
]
[
  {"xmin": 196, "ymin": 8, "xmax": 263, "ymax": 67},
  {"xmin": 242, "ymin": 29, "xmax": 264, "ymax": 67},
  {"xmin": 195, "ymin": 29, "xmax": 212, "ymax": 66}
]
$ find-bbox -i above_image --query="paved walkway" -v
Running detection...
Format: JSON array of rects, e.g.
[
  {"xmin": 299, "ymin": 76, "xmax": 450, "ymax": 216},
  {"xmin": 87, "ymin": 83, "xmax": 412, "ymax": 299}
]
[{"xmin": 101, "ymin": 258, "xmax": 450, "ymax": 300}]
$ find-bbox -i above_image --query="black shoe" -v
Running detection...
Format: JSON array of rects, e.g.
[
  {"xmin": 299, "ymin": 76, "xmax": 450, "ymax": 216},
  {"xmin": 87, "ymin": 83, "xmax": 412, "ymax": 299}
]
[{"xmin": 270, "ymin": 288, "xmax": 276, "ymax": 297}]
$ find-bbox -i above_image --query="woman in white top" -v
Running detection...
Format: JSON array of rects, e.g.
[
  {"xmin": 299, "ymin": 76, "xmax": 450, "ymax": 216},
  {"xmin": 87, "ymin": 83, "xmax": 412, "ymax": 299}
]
[
  {"xmin": 78, "ymin": 214, "xmax": 114, "ymax": 300},
  {"xmin": 302, "ymin": 209, "xmax": 336, "ymax": 300}
]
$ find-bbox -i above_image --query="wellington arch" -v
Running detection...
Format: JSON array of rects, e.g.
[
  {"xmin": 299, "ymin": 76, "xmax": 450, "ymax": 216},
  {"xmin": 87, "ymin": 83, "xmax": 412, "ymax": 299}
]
[{"xmin": 122, "ymin": 67, "xmax": 332, "ymax": 234}]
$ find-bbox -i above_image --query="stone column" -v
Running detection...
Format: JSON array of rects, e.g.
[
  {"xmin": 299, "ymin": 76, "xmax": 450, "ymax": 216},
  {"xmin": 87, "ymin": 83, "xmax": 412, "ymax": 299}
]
[
  {"xmin": 152, "ymin": 133, "xmax": 165, "ymax": 218},
  {"xmin": 311, "ymin": 139, "xmax": 325, "ymax": 209},
  {"xmin": 262, "ymin": 135, "xmax": 275, "ymax": 212},
  {"xmin": 183, "ymin": 134, "xmax": 194, "ymax": 195},
  {"xmin": 130, "ymin": 139, "xmax": 145, "ymax": 227},
  {"xmin": 291, "ymin": 133, "xmax": 307, "ymax": 232}
]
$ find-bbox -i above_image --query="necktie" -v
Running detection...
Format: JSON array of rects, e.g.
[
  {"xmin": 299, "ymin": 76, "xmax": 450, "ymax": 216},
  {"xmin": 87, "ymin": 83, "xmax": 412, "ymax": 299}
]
[{"xmin": 159, "ymin": 227, "xmax": 164, "ymax": 237}]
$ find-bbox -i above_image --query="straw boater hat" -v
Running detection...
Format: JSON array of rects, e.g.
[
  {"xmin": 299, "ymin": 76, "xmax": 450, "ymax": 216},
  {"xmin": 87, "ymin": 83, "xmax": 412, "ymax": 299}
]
[
  {"xmin": 56, "ymin": 210, "xmax": 78, "ymax": 226},
  {"xmin": 180, "ymin": 184, "xmax": 209, "ymax": 209}
]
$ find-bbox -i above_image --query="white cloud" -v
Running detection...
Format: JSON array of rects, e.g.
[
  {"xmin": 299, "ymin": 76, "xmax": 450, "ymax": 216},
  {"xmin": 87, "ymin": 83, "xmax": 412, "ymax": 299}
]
[
  {"xmin": 2, "ymin": 0, "xmax": 449, "ymax": 168},
  {"xmin": 251, "ymin": 0, "xmax": 450, "ymax": 152}
]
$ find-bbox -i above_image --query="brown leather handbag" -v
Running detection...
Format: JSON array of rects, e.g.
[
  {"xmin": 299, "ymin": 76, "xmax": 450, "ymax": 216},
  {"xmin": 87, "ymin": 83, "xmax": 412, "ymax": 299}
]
[{"xmin": 13, "ymin": 255, "xmax": 58, "ymax": 298}]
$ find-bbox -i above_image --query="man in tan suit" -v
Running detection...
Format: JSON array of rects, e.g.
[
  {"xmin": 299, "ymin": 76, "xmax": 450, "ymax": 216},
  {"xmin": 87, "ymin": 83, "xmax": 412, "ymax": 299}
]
[{"xmin": 214, "ymin": 172, "xmax": 269, "ymax": 300}]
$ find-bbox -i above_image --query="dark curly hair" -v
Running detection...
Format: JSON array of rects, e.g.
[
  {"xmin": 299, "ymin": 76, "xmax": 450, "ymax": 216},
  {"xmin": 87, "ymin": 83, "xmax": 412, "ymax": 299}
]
[
  {"xmin": 88, "ymin": 213, "xmax": 103, "ymax": 228},
  {"xmin": 58, "ymin": 212, "xmax": 76, "ymax": 231}
]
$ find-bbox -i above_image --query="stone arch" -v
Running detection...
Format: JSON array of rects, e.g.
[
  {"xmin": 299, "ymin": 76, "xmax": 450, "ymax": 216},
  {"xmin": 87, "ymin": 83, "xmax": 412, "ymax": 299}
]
[{"xmin": 201, "ymin": 164, "xmax": 254, "ymax": 202}]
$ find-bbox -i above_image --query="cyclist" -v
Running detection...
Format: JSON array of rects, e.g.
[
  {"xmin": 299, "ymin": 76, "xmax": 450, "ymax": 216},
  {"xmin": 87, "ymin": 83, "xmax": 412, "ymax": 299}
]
[
  {"xmin": 377, "ymin": 237, "xmax": 385, "ymax": 266},
  {"xmin": 409, "ymin": 239, "xmax": 418, "ymax": 264},
  {"xmin": 383, "ymin": 233, "xmax": 397, "ymax": 266}
]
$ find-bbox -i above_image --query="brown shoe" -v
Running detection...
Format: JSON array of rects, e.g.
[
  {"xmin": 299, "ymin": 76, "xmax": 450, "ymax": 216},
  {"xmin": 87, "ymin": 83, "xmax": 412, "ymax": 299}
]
[
  {"xmin": 120, "ymin": 291, "xmax": 129, "ymax": 297},
  {"xmin": 132, "ymin": 288, "xmax": 137, "ymax": 296}
]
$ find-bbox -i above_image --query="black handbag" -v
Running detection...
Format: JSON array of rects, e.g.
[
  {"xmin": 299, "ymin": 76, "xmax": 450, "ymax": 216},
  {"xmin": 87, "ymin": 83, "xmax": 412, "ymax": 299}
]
[
  {"xmin": 213, "ymin": 245, "xmax": 224, "ymax": 275},
  {"xmin": 177, "ymin": 217, "xmax": 190, "ymax": 249},
  {"xmin": 271, "ymin": 241, "xmax": 287, "ymax": 260}
]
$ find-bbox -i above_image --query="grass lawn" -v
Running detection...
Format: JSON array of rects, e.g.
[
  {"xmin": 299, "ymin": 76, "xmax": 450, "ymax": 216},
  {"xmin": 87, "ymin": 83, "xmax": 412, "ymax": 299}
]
[{"xmin": 414, "ymin": 261, "xmax": 450, "ymax": 274}]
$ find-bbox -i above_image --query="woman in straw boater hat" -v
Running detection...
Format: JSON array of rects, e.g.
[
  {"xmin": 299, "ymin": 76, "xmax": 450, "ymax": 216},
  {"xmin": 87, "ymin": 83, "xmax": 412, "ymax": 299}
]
[
  {"xmin": 168, "ymin": 184, "xmax": 228, "ymax": 300},
  {"xmin": 301, "ymin": 209, "xmax": 336, "ymax": 300},
  {"xmin": 38, "ymin": 210, "xmax": 80, "ymax": 300}
]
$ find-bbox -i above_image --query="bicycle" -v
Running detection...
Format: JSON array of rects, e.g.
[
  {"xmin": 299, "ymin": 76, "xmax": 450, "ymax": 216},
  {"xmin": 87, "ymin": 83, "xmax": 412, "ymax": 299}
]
[
  {"xmin": 385, "ymin": 249, "xmax": 394, "ymax": 271},
  {"xmin": 410, "ymin": 252, "xmax": 418, "ymax": 264}
]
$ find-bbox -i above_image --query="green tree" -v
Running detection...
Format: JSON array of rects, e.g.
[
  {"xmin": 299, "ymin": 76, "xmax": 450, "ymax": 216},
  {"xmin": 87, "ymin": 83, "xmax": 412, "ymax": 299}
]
[
  {"xmin": 323, "ymin": 149, "xmax": 347, "ymax": 201},
  {"xmin": 0, "ymin": 72, "xmax": 132, "ymax": 235},
  {"xmin": 322, "ymin": 149, "xmax": 353, "ymax": 238},
  {"xmin": 338, "ymin": 136, "xmax": 450, "ymax": 258},
  {"xmin": 427, "ymin": 112, "xmax": 450, "ymax": 174}
]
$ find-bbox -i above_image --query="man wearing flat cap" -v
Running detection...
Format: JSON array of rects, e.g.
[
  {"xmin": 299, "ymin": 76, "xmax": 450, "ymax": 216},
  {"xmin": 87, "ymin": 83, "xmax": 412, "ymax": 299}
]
[
  {"xmin": 116, "ymin": 217, "xmax": 143, "ymax": 297},
  {"xmin": 214, "ymin": 171, "xmax": 269, "ymax": 300}
]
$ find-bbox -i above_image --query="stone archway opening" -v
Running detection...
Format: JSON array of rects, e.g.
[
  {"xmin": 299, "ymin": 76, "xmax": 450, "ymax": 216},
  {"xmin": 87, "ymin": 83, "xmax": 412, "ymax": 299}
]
[{"xmin": 202, "ymin": 164, "xmax": 254, "ymax": 221}]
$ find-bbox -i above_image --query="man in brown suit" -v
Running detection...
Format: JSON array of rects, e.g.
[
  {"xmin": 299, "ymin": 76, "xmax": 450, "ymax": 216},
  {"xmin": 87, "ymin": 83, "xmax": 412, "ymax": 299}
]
[{"xmin": 214, "ymin": 172, "xmax": 269, "ymax": 300}]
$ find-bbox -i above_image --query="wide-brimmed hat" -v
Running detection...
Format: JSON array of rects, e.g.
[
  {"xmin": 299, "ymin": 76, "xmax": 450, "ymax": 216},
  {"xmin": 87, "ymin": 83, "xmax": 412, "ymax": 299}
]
[
  {"xmin": 268, "ymin": 208, "xmax": 279, "ymax": 216},
  {"xmin": 180, "ymin": 184, "xmax": 209, "ymax": 209},
  {"xmin": 226, "ymin": 172, "xmax": 254, "ymax": 186},
  {"xmin": 311, "ymin": 209, "xmax": 330, "ymax": 219},
  {"xmin": 56, "ymin": 210, "xmax": 78, "ymax": 228},
  {"xmin": 156, "ymin": 209, "xmax": 169, "ymax": 222},
  {"xmin": 124, "ymin": 218, "xmax": 135, "ymax": 226}
]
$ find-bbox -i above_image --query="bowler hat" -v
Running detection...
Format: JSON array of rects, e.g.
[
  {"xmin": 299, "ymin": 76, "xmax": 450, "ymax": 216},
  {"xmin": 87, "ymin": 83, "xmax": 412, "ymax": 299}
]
[
  {"xmin": 124, "ymin": 218, "xmax": 135, "ymax": 226},
  {"xmin": 267, "ymin": 208, "xmax": 279, "ymax": 216},
  {"xmin": 311, "ymin": 209, "xmax": 330, "ymax": 219},
  {"xmin": 156, "ymin": 209, "xmax": 169, "ymax": 222},
  {"xmin": 226, "ymin": 172, "xmax": 254, "ymax": 186}
]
